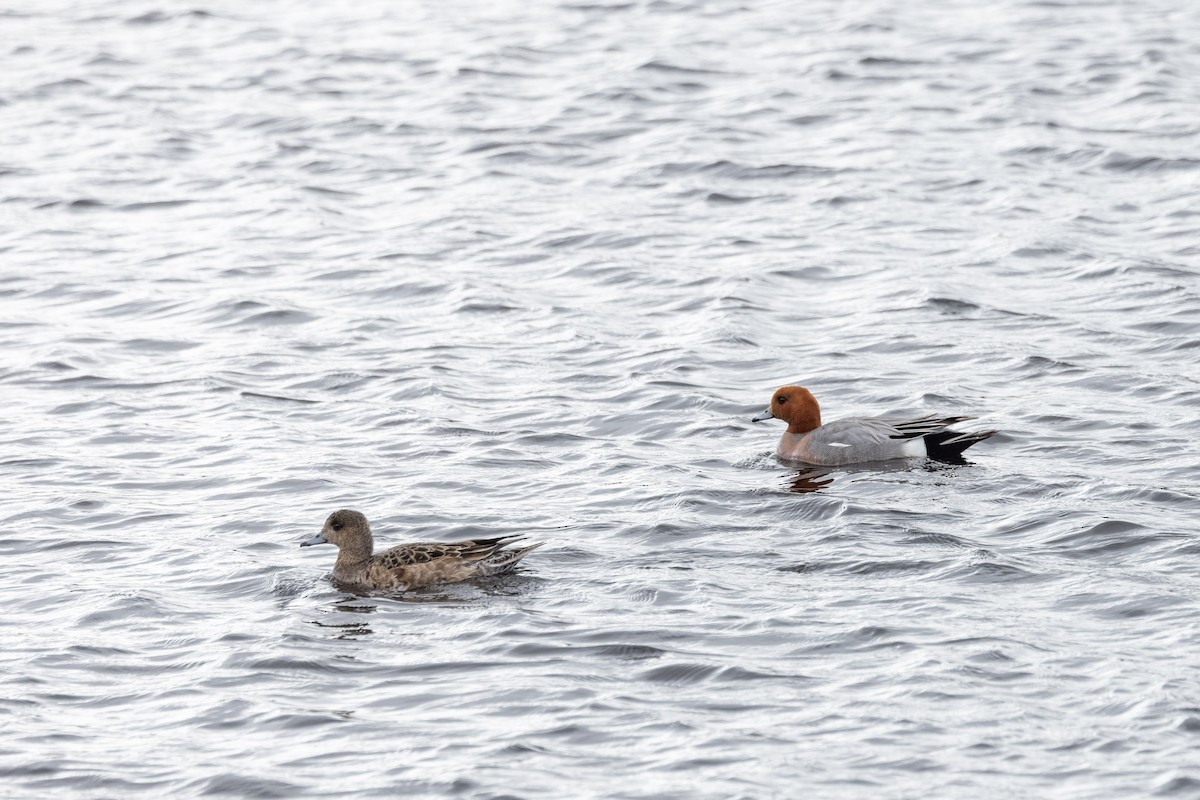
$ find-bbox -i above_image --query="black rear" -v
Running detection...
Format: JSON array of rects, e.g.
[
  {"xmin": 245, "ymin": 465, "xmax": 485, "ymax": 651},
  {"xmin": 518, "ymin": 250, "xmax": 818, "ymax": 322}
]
[{"xmin": 923, "ymin": 429, "xmax": 997, "ymax": 463}]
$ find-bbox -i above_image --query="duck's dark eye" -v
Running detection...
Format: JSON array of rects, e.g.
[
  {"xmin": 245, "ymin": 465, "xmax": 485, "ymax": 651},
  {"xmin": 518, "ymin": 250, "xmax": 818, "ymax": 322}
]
[
  {"xmin": 777, "ymin": 396, "xmax": 788, "ymax": 405},
  {"xmin": 332, "ymin": 520, "xmax": 344, "ymax": 531}
]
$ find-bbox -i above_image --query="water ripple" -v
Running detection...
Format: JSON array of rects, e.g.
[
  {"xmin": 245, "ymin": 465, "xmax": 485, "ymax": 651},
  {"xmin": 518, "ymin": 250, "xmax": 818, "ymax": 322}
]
[{"xmin": 1, "ymin": 0, "xmax": 1198, "ymax": 797}]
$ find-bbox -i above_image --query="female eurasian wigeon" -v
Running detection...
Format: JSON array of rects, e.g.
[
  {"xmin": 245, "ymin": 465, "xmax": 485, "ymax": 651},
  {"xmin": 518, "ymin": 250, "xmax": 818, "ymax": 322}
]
[
  {"xmin": 301, "ymin": 509, "xmax": 543, "ymax": 591},
  {"xmin": 752, "ymin": 385, "xmax": 995, "ymax": 466}
]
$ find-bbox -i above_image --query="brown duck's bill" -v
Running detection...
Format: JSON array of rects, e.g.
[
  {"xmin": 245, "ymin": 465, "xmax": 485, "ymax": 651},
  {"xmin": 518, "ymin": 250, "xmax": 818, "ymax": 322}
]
[
  {"xmin": 751, "ymin": 407, "xmax": 776, "ymax": 423},
  {"xmin": 300, "ymin": 532, "xmax": 327, "ymax": 547}
]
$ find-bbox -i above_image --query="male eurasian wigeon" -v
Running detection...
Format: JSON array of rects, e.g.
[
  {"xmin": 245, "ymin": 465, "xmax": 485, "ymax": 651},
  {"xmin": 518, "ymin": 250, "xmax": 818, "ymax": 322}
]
[
  {"xmin": 752, "ymin": 385, "xmax": 995, "ymax": 466},
  {"xmin": 301, "ymin": 509, "xmax": 543, "ymax": 591}
]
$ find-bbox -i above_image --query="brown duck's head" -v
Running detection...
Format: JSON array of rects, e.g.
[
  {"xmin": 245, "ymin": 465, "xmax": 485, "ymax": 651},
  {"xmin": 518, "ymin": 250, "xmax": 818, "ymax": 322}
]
[
  {"xmin": 301, "ymin": 509, "xmax": 373, "ymax": 552},
  {"xmin": 752, "ymin": 385, "xmax": 822, "ymax": 434}
]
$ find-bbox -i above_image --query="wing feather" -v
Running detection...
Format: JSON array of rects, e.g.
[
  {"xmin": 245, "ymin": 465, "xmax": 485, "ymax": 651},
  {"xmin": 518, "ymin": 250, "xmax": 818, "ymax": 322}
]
[{"xmin": 373, "ymin": 535, "xmax": 527, "ymax": 570}]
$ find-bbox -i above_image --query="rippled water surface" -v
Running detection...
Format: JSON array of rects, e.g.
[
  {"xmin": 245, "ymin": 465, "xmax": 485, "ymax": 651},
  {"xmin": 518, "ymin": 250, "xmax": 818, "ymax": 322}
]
[{"xmin": 3, "ymin": 0, "xmax": 1199, "ymax": 796}]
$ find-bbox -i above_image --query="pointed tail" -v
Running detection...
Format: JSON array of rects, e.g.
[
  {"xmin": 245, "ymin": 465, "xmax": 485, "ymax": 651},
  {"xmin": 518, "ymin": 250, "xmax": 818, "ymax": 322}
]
[
  {"xmin": 923, "ymin": 429, "xmax": 997, "ymax": 462},
  {"xmin": 478, "ymin": 541, "xmax": 545, "ymax": 576}
]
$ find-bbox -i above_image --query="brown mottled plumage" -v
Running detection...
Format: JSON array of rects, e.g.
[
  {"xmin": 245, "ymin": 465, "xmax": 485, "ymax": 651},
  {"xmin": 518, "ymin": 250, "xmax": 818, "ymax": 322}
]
[{"xmin": 300, "ymin": 509, "xmax": 543, "ymax": 591}]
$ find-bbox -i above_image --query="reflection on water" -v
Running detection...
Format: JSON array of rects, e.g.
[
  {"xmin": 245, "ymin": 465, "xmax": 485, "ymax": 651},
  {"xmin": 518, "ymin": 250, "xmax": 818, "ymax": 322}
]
[
  {"xmin": 333, "ymin": 601, "xmax": 377, "ymax": 615},
  {"xmin": 785, "ymin": 468, "xmax": 835, "ymax": 494},
  {"xmin": 310, "ymin": 618, "xmax": 374, "ymax": 640},
  {"xmin": 308, "ymin": 600, "xmax": 379, "ymax": 639},
  {"xmin": 781, "ymin": 456, "xmax": 980, "ymax": 493}
]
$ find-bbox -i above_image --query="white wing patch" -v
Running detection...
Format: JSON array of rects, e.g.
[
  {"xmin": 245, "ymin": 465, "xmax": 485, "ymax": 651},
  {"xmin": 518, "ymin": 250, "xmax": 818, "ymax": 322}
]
[{"xmin": 829, "ymin": 442, "xmax": 851, "ymax": 448}]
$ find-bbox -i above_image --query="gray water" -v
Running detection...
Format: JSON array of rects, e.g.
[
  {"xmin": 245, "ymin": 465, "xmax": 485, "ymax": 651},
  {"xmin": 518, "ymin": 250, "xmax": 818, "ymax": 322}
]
[{"xmin": 2, "ymin": 0, "xmax": 1199, "ymax": 797}]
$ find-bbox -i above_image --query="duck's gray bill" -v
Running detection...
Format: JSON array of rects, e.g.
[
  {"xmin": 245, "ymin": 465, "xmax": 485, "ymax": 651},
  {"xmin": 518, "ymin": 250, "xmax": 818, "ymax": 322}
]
[
  {"xmin": 750, "ymin": 408, "xmax": 775, "ymax": 423},
  {"xmin": 299, "ymin": 533, "xmax": 327, "ymax": 548}
]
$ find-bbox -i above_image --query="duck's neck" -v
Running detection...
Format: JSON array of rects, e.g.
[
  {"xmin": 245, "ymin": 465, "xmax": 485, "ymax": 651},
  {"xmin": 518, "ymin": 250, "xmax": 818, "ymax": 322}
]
[
  {"xmin": 333, "ymin": 536, "xmax": 373, "ymax": 579},
  {"xmin": 787, "ymin": 404, "xmax": 821, "ymax": 434}
]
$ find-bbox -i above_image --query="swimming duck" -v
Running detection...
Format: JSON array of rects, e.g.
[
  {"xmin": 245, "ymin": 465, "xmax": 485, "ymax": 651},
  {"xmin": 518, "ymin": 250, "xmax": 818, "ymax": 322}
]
[
  {"xmin": 752, "ymin": 385, "xmax": 995, "ymax": 465},
  {"xmin": 300, "ymin": 509, "xmax": 543, "ymax": 591}
]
